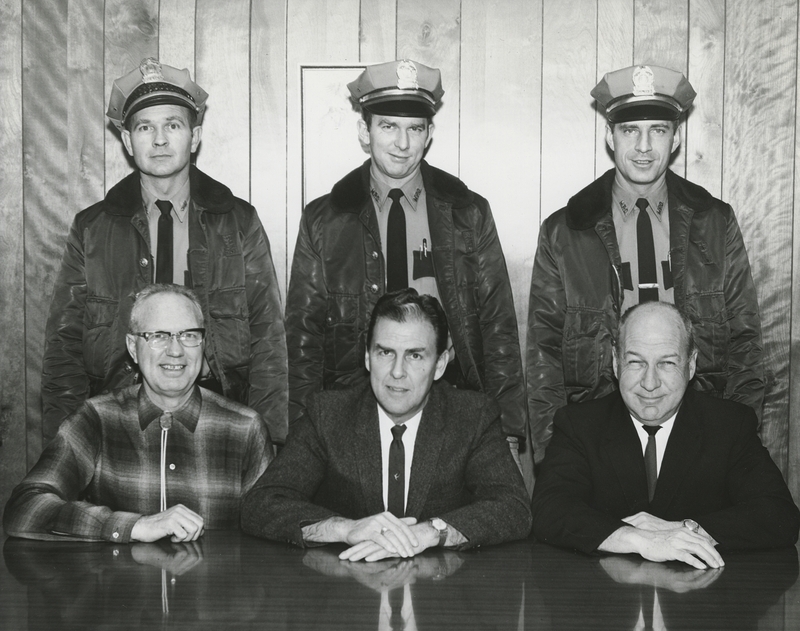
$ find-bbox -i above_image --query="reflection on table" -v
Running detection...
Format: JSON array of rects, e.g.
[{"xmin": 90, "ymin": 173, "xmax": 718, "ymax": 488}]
[{"xmin": 1, "ymin": 531, "xmax": 798, "ymax": 630}]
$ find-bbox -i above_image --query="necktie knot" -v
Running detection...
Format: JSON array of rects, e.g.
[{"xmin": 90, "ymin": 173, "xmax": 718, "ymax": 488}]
[
  {"xmin": 388, "ymin": 188, "xmax": 404, "ymax": 203},
  {"xmin": 155, "ymin": 199, "xmax": 173, "ymax": 217},
  {"xmin": 635, "ymin": 197, "xmax": 649, "ymax": 213},
  {"xmin": 642, "ymin": 424, "xmax": 661, "ymax": 437},
  {"xmin": 391, "ymin": 424, "xmax": 407, "ymax": 441}
]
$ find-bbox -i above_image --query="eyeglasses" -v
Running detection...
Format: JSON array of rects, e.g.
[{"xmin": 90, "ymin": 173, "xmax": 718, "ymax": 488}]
[{"xmin": 132, "ymin": 328, "xmax": 205, "ymax": 349}]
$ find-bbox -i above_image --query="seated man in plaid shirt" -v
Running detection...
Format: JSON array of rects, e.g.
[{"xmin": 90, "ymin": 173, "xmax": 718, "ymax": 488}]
[{"xmin": 4, "ymin": 284, "xmax": 273, "ymax": 543}]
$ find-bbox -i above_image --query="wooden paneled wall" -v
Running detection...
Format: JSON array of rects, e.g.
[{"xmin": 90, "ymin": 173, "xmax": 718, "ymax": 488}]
[{"xmin": 1, "ymin": 0, "xmax": 799, "ymax": 515}]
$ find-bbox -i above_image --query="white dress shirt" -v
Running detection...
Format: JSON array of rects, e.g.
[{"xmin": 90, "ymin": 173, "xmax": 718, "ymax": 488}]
[
  {"xmin": 630, "ymin": 413, "xmax": 677, "ymax": 477},
  {"xmin": 378, "ymin": 406, "xmax": 422, "ymax": 513}
]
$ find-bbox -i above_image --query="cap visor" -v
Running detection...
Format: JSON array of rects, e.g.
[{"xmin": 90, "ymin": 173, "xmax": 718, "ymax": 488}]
[
  {"xmin": 126, "ymin": 94, "xmax": 196, "ymax": 123},
  {"xmin": 608, "ymin": 101, "xmax": 680, "ymax": 123},
  {"xmin": 362, "ymin": 97, "xmax": 436, "ymax": 118}
]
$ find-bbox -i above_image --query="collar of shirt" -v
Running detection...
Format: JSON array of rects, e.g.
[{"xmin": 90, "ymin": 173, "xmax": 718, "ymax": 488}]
[
  {"xmin": 141, "ymin": 175, "xmax": 191, "ymax": 223},
  {"xmin": 612, "ymin": 175, "xmax": 668, "ymax": 223},
  {"xmin": 138, "ymin": 385, "xmax": 202, "ymax": 432},
  {"xmin": 630, "ymin": 412, "xmax": 678, "ymax": 476},
  {"xmin": 369, "ymin": 170, "xmax": 424, "ymax": 212},
  {"xmin": 378, "ymin": 404, "xmax": 423, "ymax": 511}
]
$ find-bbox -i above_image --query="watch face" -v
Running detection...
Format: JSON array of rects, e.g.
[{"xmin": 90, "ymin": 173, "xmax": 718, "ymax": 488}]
[{"xmin": 431, "ymin": 518, "xmax": 447, "ymax": 531}]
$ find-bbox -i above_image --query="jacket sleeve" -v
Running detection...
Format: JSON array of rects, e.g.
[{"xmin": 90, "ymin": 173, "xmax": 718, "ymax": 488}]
[
  {"xmin": 3, "ymin": 405, "xmax": 142, "ymax": 543},
  {"xmin": 41, "ymin": 218, "xmax": 91, "ymax": 442},
  {"xmin": 285, "ymin": 209, "xmax": 328, "ymax": 425},
  {"xmin": 243, "ymin": 210, "xmax": 289, "ymax": 444},
  {"xmin": 721, "ymin": 207, "xmax": 764, "ymax": 420},
  {"xmin": 472, "ymin": 199, "xmax": 527, "ymax": 438},
  {"xmin": 526, "ymin": 220, "xmax": 569, "ymax": 463},
  {"xmin": 530, "ymin": 407, "xmax": 628, "ymax": 553},
  {"xmin": 695, "ymin": 411, "xmax": 799, "ymax": 550}
]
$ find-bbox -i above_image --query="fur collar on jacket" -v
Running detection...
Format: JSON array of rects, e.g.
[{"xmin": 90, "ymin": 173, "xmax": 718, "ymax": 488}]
[
  {"xmin": 565, "ymin": 168, "xmax": 717, "ymax": 230},
  {"xmin": 329, "ymin": 160, "xmax": 475, "ymax": 212}
]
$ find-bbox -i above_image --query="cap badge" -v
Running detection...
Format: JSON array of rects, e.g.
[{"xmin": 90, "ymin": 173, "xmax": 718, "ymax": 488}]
[
  {"xmin": 139, "ymin": 58, "xmax": 165, "ymax": 84},
  {"xmin": 632, "ymin": 65, "xmax": 655, "ymax": 96},
  {"xmin": 396, "ymin": 60, "xmax": 419, "ymax": 90}
]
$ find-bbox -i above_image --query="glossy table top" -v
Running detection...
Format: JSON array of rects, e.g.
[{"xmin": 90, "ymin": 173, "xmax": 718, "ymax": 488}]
[{"xmin": 1, "ymin": 531, "xmax": 798, "ymax": 630}]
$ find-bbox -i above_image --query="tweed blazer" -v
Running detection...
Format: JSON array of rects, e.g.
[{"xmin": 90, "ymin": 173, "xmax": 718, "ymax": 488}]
[{"xmin": 241, "ymin": 382, "xmax": 532, "ymax": 548}]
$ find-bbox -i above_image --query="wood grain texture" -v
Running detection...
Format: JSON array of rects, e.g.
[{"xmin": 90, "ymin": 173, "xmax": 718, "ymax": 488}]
[
  {"xmin": 723, "ymin": 0, "xmax": 797, "ymax": 473},
  {"xmin": 595, "ymin": 0, "xmax": 633, "ymax": 178},
  {"xmin": 103, "ymin": 0, "xmax": 159, "ymax": 190},
  {"xmin": 791, "ymin": 0, "xmax": 800, "ymax": 503},
  {"xmin": 251, "ymin": 0, "xmax": 289, "ymax": 295},
  {"xmin": 285, "ymin": 0, "xmax": 361, "ymax": 268},
  {"xmin": 360, "ymin": 0, "xmax": 396, "ymax": 63},
  {"xmin": 195, "ymin": 0, "xmax": 250, "ymax": 200},
  {"xmin": 0, "ymin": 0, "xmax": 26, "ymax": 523},
  {"xmin": 635, "ymin": 0, "xmax": 689, "ymax": 176},
  {"xmin": 685, "ymin": 0, "xmax": 724, "ymax": 197},
  {"xmin": 397, "ymin": 0, "xmax": 460, "ymax": 177},
  {"xmin": 157, "ymin": 0, "xmax": 195, "ymax": 74},
  {"xmin": 540, "ymin": 0, "xmax": 597, "ymax": 220}
]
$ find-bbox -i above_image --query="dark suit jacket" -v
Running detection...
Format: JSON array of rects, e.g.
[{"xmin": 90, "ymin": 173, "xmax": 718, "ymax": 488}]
[
  {"xmin": 531, "ymin": 390, "xmax": 799, "ymax": 553},
  {"xmin": 241, "ymin": 382, "xmax": 532, "ymax": 548}
]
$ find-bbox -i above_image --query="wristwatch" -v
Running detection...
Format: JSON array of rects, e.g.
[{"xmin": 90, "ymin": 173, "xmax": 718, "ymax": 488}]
[
  {"xmin": 429, "ymin": 517, "xmax": 448, "ymax": 547},
  {"xmin": 682, "ymin": 518, "xmax": 700, "ymax": 533}
]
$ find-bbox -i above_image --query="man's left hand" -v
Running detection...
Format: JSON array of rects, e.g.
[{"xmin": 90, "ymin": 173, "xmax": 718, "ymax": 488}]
[{"xmin": 339, "ymin": 522, "xmax": 439, "ymax": 562}]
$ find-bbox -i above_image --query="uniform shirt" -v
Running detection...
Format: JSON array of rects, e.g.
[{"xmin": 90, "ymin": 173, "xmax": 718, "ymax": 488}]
[
  {"xmin": 378, "ymin": 405, "xmax": 423, "ymax": 513},
  {"xmin": 142, "ymin": 176, "xmax": 191, "ymax": 285},
  {"xmin": 369, "ymin": 170, "xmax": 440, "ymax": 303},
  {"xmin": 3, "ymin": 385, "xmax": 272, "ymax": 542},
  {"xmin": 612, "ymin": 177, "xmax": 673, "ymax": 312},
  {"xmin": 630, "ymin": 413, "xmax": 677, "ymax": 477}
]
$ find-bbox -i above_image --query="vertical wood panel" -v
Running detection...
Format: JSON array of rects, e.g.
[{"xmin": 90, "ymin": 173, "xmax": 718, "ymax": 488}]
[
  {"xmin": 22, "ymin": 0, "xmax": 69, "ymax": 465},
  {"xmin": 0, "ymin": 0, "xmax": 25, "ymax": 524},
  {"xmin": 195, "ymin": 0, "xmax": 250, "ymax": 200},
  {"xmin": 460, "ymin": 0, "xmax": 541, "ymax": 351},
  {"xmin": 103, "ymin": 0, "xmax": 159, "ymax": 191},
  {"xmin": 790, "ymin": 0, "xmax": 800, "ymax": 503},
  {"xmin": 540, "ymin": 0, "xmax": 597, "ymax": 220},
  {"xmin": 285, "ymin": 0, "xmax": 361, "ymax": 270},
  {"xmin": 251, "ymin": 0, "xmax": 289, "ymax": 296},
  {"xmin": 158, "ymin": 0, "xmax": 196, "ymax": 73},
  {"xmin": 634, "ymin": 0, "xmax": 689, "ymax": 177},
  {"xmin": 685, "ymin": 0, "xmax": 724, "ymax": 197},
  {"xmin": 595, "ymin": 0, "xmax": 633, "ymax": 178},
  {"xmin": 396, "ymin": 0, "xmax": 461, "ymax": 177},
  {"xmin": 360, "ymin": 0, "xmax": 396, "ymax": 63},
  {"xmin": 724, "ymin": 0, "xmax": 797, "ymax": 473}
]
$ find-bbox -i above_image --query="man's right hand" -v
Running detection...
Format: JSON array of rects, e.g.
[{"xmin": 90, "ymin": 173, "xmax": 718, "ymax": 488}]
[
  {"xmin": 130, "ymin": 505, "xmax": 205, "ymax": 543},
  {"xmin": 599, "ymin": 525, "xmax": 724, "ymax": 570}
]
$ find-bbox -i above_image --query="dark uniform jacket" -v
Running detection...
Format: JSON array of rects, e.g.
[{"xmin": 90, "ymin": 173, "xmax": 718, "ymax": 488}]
[
  {"xmin": 286, "ymin": 159, "xmax": 526, "ymax": 437},
  {"xmin": 527, "ymin": 168, "xmax": 763, "ymax": 461},
  {"xmin": 531, "ymin": 390, "xmax": 799, "ymax": 553},
  {"xmin": 241, "ymin": 382, "xmax": 532, "ymax": 548},
  {"xmin": 41, "ymin": 166, "xmax": 288, "ymax": 442}
]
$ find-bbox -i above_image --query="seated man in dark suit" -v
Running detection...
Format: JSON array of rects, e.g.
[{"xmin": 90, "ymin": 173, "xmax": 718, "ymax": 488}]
[
  {"xmin": 531, "ymin": 301, "xmax": 799, "ymax": 569},
  {"xmin": 242, "ymin": 289, "xmax": 531, "ymax": 562}
]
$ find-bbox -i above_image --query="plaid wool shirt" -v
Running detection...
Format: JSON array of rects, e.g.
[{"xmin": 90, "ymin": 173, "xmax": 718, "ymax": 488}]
[{"xmin": 3, "ymin": 386, "xmax": 272, "ymax": 542}]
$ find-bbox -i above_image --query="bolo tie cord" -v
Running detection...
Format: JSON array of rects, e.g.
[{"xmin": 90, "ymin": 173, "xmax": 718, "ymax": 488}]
[{"xmin": 160, "ymin": 413, "xmax": 172, "ymax": 512}]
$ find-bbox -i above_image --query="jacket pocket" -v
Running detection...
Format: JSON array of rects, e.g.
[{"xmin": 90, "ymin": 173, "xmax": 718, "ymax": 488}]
[
  {"xmin": 323, "ymin": 294, "xmax": 361, "ymax": 381},
  {"xmin": 83, "ymin": 297, "xmax": 119, "ymax": 378},
  {"xmin": 683, "ymin": 291, "xmax": 729, "ymax": 384},
  {"xmin": 562, "ymin": 308, "xmax": 612, "ymax": 393},
  {"xmin": 208, "ymin": 287, "xmax": 249, "ymax": 368}
]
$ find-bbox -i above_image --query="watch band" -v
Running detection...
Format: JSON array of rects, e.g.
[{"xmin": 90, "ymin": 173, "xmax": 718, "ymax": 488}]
[{"xmin": 429, "ymin": 518, "xmax": 448, "ymax": 547}]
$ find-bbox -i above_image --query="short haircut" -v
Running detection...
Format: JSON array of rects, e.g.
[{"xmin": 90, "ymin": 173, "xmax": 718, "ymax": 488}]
[
  {"xmin": 124, "ymin": 104, "xmax": 198, "ymax": 132},
  {"xmin": 129, "ymin": 283, "xmax": 204, "ymax": 332},
  {"xmin": 613, "ymin": 301, "xmax": 696, "ymax": 359},
  {"xmin": 361, "ymin": 109, "xmax": 433, "ymax": 129},
  {"xmin": 367, "ymin": 288, "xmax": 448, "ymax": 356}
]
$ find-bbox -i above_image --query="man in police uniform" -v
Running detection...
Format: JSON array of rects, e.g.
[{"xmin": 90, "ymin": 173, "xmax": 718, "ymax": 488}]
[
  {"xmin": 285, "ymin": 59, "xmax": 526, "ymax": 464},
  {"xmin": 527, "ymin": 65, "xmax": 763, "ymax": 463},
  {"xmin": 42, "ymin": 59, "xmax": 287, "ymax": 444}
]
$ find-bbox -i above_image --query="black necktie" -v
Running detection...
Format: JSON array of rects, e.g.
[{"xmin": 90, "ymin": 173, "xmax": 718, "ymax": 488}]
[
  {"xmin": 388, "ymin": 424, "xmax": 407, "ymax": 517},
  {"xmin": 636, "ymin": 198, "xmax": 658, "ymax": 303},
  {"xmin": 643, "ymin": 424, "xmax": 662, "ymax": 502},
  {"xmin": 155, "ymin": 200, "xmax": 173, "ymax": 284},
  {"xmin": 389, "ymin": 587, "xmax": 405, "ymax": 630},
  {"xmin": 386, "ymin": 189, "xmax": 408, "ymax": 292}
]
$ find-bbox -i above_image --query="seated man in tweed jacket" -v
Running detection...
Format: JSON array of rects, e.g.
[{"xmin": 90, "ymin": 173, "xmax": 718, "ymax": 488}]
[{"xmin": 4, "ymin": 284, "xmax": 272, "ymax": 543}]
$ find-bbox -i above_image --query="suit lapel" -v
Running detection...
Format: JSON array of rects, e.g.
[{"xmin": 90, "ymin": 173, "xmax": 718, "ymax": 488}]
[
  {"xmin": 650, "ymin": 393, "xmax": 703, "ymax": 513},
  {"xmin": 405, "ymin": 388, "xmax": 444, "ymax": 517},
  {"xmin": 606, "ymin": 396, "xmax": 650, "ymax": 510},
  {"xmin": 353, "ymin": 390, "xmax": 386, "ymax": 515}
]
